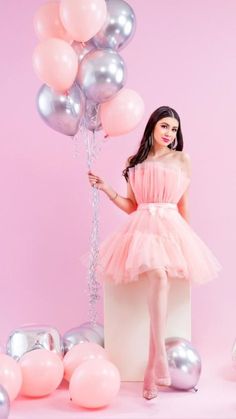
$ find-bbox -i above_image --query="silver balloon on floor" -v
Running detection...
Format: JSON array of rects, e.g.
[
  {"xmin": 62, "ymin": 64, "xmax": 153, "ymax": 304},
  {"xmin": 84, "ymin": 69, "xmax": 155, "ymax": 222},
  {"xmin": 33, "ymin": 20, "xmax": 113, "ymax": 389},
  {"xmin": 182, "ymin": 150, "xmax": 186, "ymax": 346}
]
[
  {"xmin": 80, "ymin": 321, "xmax": 104, "ymax": 341},
  {"xmin": 166, "ymin": 337, "xmax": 201, "ymax": 390},
  {"xmin": 63, "ymin": 329, "xmax": 89, "ymax": 354},
  {"xmin": 92, "ymin": 0, "xmax": 136, "ymax": 51},
  {"xmin": 36, "ymin": 83, "xmax": 85, "ymax": 136},
  {"xmin": 0, "ymin": 385, "xmax": 10, "ymax": 419},
  {"xmin": 77, "ymin": 49, "xmax": 126, "ymax": 103},
  {"xmin": 63, "ymin": 323, "xmax": 104, "ymax": 354},
  {"xmin": 6, "ymin": 325, "xmax": 64, "ymax": 360}
]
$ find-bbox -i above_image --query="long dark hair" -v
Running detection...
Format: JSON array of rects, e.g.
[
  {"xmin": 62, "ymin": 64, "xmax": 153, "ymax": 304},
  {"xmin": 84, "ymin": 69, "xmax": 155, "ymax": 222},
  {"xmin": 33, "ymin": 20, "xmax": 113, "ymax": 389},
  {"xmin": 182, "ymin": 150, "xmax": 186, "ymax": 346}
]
[{"xmin": 122, "ymin": 106, "xmax": 184, "ymax": 182}]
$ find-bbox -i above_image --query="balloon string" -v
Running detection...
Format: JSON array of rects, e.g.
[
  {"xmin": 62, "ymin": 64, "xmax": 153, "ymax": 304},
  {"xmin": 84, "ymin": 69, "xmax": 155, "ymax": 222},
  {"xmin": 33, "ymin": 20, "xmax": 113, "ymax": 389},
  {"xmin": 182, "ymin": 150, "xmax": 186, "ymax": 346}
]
[
  {"xmin": 82, "ymin": 122, "xmax": 102, "ymax": 327},
  {"xmin": 72, "ymin": 131, "xmax": 80, "ymax": 158}
]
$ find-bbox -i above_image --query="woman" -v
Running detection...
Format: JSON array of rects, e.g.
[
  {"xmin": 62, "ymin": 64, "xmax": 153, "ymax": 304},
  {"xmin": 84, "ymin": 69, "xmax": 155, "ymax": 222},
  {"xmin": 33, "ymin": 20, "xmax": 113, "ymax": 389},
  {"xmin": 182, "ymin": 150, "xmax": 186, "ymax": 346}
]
[{"xmin": 87, "ymin": 106, "xmax": 222, "ymax": 400}]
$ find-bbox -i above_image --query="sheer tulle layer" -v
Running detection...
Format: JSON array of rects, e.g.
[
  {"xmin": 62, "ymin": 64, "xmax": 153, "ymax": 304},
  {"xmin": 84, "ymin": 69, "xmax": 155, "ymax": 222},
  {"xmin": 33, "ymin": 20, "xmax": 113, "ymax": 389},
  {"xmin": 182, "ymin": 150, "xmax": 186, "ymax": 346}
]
[
  {"xmin": 81, "ymin": 208, "xmax": 222, "ymax": 285},
  {"xmin": 80, "ymin": 160, "xmax": 222, "ymax": 285}
]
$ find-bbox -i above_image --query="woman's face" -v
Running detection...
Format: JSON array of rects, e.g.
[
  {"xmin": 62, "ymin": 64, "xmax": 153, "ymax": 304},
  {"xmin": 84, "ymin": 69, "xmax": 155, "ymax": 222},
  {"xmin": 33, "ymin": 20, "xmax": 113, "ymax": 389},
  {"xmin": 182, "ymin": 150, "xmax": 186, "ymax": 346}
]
[{"xmin": 153, "ymin": 117, "xmax": 179, "ymax": 147}]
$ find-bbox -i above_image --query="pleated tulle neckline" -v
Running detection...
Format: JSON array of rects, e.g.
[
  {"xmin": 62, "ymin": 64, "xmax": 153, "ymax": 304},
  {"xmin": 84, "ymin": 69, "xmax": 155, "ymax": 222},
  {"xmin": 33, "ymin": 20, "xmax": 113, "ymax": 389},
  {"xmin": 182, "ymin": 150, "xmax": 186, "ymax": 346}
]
[{"xmin": 135, "ymin": 159, "xmax": 182, "ymax": 174}]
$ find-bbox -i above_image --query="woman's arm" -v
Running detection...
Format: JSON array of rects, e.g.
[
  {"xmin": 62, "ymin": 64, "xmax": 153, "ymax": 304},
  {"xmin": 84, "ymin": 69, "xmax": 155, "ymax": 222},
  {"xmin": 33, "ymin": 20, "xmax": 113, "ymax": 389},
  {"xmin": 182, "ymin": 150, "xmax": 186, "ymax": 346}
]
[
  {"xmin": 103, "ymin": 158, "xmax": 137, "ymax": 214},
  {"xmin": 87, "ymin": 159, "xmax": 138, "ymax": 214},
  {"xmin": 177, "ymin": 153, "xmax": 191, "ymax": 223},
  {"xmin": 177, "ymin": 187, "xmax": 190, "ymax": 222},
  {"xmin": 103, "ymin": 179, "xmax": 138, "ymax": 214}
]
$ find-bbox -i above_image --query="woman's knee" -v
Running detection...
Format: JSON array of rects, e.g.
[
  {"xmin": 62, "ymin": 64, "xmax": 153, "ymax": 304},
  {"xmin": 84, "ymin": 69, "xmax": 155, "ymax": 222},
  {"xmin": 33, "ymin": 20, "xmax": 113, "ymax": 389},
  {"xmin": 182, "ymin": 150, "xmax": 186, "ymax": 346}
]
[{"xmin": 147, "ymin": 268, "xmax": 170, "ymax": 291}]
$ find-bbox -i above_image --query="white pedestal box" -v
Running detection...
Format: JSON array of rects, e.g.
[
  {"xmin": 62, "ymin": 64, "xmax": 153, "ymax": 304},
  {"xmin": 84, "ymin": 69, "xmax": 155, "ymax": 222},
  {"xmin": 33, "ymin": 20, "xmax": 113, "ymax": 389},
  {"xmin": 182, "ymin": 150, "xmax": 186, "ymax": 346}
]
[{"xmin": 103, "ymin": 277, "xmax": 191, "ymax": 381}]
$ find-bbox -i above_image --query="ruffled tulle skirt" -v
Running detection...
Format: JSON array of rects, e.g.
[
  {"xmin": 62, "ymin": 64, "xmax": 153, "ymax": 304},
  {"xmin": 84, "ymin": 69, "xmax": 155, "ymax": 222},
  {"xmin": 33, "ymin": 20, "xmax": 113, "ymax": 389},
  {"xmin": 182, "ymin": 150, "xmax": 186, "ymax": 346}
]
[{"xmin": 81, "ymin": 204, "xmax": 222, "ymax": 285}]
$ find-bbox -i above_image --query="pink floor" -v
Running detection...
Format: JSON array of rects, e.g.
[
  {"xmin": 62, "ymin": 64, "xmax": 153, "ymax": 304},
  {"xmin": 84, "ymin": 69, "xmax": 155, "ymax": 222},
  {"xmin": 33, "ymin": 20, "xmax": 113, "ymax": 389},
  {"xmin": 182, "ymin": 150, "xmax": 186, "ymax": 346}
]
[{"xmin": 8, "ymin": 352, "xmax": 236, "ymax": 419}]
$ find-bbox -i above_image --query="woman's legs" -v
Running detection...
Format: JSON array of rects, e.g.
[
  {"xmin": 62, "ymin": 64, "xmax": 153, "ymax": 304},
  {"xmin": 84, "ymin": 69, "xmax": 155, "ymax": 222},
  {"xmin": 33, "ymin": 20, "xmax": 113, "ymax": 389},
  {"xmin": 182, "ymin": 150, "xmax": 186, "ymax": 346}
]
[
  {"xmin": 143, "ymin": 320, "xmax": 156, "ymax": 390},
  {"xmin": 143, "ymin": 268, "xmax": 171, "ymax": 391}
]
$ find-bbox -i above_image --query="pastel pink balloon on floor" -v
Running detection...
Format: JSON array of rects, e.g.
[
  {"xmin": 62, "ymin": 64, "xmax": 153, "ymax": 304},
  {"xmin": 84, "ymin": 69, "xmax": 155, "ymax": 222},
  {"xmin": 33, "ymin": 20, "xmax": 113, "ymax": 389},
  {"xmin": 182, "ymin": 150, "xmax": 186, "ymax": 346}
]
[
  {"xmin": 32, "ymin": 38, "xmax": 78, "ymax": 93},
  {"xmin": 63, "ymin": 342, "xmax": 108, "ymax": 382},
  {"xmin": 0, "ymin": 354, "xmax": 22, "ymax": 401},
  {"xmin": 100, "ymin": 88, "xmax": 145, "ymax": 136},
  {"xmin": 19, "ymin": 349, "xmax": 64, "ymax": 397},
  {"xmin": 69, "ymin": 359, "xmax": 120, "ymax": 408},
  {"xmin": 33, "ymin": 1, "xmax": 72, "ymax": 42},
  {"xmin": 60, "ymin": 0, "xmax": 107, "ymax": 42}
]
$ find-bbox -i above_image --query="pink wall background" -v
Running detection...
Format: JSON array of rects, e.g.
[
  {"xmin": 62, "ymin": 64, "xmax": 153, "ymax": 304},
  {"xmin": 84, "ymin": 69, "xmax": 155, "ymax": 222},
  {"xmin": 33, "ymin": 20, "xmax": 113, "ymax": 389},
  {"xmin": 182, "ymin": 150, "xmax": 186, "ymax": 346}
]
[{"xmin": 0, "ymin": 0, "xmax": 235, "ymax": 360}]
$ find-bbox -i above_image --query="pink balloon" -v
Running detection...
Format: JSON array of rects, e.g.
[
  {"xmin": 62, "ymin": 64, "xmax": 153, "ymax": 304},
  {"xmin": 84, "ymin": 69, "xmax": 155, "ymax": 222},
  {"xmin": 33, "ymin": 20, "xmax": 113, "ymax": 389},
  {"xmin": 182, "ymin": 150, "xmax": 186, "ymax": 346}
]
[
  {"xmin": 0, "ymin": 354, "xmax": 22, "ymax": 401},
  {"xmin": 19, "ymin": 349, "xmax": 64, "ymax": 397},
  {"xmin": 33, "ymin": 1, "xmax": 72, "ymax": 43},
  {"xmin": 60, "ymin": 0, "xmax": 107, "ymax": 42},
  {"xmin": 100, "ymin": 88, "xmax": 145, "ymax": 137},
  {"xmin": 63, "ymin": 342, "xmax": 108, "ymax": 382},
  {"xmin": 32, "ymin": 38, "xmax": 78, "ymax": 93},
  {"xmin": 69, "ymin": 359, "xmax": 120, "ymax": 408}
]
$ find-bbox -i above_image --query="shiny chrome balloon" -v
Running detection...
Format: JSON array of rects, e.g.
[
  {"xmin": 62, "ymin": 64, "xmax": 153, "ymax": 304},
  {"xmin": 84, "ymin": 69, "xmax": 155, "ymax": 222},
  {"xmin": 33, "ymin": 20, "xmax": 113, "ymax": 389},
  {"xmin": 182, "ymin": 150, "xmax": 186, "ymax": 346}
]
[
  {"xmin": 36, "ymin": 83, "xmax": 85, "ymax": 136},
  {"xmin": 77, "ymin": 48, "xmax": 126, "ymax": 103},
  {"xmin": 84, "ymin": 99, "xmax": 102, "ymax": 131},
  {"xmin": 166, "ymin": 337, "xmax": 202, "ymax": 390},
  {"xmin": 72, "ymin": 40, "xmax": 95, "ymax": 66},
  {"xmin": 0, "ymin": 385, "xmax": 10, "ymax": 419},
  {"xmin": 80, "ymin": 321, "xmax": 104, "ymax": 342},
  {"xmin": 6, "ymin": 325, "xmax": 64, "ymax": 360},
  {"xmin": 92, "ymin": 0, "xmax": 136, "ymax": 51},
  {"xmin": 63, "ymin": 323, "xmax": 104, "ymax": 354},
  {"xmin": 62, "ymin": 329, "xmax": 89, "ymax": 354}
]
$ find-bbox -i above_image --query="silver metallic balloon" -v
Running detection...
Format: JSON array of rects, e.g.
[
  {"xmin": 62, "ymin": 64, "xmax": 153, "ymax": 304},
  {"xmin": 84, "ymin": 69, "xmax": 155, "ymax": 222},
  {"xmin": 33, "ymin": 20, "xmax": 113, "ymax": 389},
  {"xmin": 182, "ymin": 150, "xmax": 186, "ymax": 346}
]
[
  {"xmin": 6, "ymin": 325, "xmax": 64, "ymax": 361},
  {"xmin": 77, "ymin": 48, "xmax": 126, "ymax": 103},
  {"xmin": 79, "ymin": 321, "xmax": 104, "ymax": 341},
  {"xmin": 72, "ymin": 40, "xmax": 95, "ymax": 66},
  {"xmin": 63, "ymin": 329, "xmax": 89, "ymax": 354},
  {"xmin": 77, "ymin": 326, "xmax": 103, "ymax": 346},
  {"xmin": 84, "ymin": 99, "xmax": 102, "ymax": 131},
  {"xmin": 63, "ymin": 324, "xmax": 104, "ymax": 355},
  {"xmin": 92, "ymin": 0, "xmax": 136, "ymax": 51},
  {"xmin": 166, "ymin": 337, "xmax": 201, "ymax": 390},
  {"xmin": 36, "ymin": 83, "xmax": 85, "ymax": 136},
  {"xmin": 0, "ymin": 386, "xmax": 10, "ymax": 419}
]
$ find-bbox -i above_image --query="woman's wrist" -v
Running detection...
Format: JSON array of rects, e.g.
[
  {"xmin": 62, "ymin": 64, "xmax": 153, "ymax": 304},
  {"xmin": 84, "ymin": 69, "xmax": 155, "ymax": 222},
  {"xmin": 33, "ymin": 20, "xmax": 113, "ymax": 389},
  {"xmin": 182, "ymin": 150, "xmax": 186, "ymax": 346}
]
[
  {"xmin": 104, "ymin": 185, "xmax": 118, "ymax": 201},
  {"xmin": 109, "ymin": 191, "xmax": 118, "ymax": 201}
]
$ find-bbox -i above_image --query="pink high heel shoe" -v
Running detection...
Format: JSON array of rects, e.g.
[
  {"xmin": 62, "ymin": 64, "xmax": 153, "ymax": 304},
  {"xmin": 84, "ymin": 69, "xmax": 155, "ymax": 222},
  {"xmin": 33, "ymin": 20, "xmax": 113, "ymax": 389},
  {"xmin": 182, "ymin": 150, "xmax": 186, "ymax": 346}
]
[
  {"xmin": 143, "ymin": 386, "xmax": 158, "ymax": 400},
  {"xmin": 143, "ymin": 369, "xmax": 159, "ymax": 400}
]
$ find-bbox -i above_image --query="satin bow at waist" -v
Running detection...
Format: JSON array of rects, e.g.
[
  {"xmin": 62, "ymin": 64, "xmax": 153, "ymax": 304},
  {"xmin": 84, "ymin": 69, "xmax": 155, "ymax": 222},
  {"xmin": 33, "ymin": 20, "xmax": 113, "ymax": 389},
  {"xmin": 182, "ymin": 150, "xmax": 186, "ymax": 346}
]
[{"xmin": 137, "ymin": 202, "xmax": 178, "ymax": 217}]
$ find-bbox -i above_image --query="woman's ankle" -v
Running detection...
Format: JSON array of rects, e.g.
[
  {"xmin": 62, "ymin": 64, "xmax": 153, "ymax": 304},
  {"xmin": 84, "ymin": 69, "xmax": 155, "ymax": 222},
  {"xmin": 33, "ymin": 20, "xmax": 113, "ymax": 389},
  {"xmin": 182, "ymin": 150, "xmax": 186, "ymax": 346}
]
[{"xmin": 155, "ymin": 354, "xmax": 169, "ymax": 377}]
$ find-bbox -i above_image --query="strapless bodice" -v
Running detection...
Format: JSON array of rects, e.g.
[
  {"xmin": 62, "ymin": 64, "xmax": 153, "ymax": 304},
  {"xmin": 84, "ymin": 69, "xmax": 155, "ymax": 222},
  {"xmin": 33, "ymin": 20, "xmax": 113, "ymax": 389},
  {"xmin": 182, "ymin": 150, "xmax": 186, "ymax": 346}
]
[{"xmin": 128, "ymin": 160, "xmax": 191, "ymax": 205}]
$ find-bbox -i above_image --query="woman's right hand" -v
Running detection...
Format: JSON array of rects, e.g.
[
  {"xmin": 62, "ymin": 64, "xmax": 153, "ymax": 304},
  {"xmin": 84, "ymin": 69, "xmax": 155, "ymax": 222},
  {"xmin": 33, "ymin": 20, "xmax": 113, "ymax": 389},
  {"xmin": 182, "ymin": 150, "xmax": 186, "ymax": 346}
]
[{"xmin": 87, "ymin": 170, "xmax": 108, "ymax": 193}]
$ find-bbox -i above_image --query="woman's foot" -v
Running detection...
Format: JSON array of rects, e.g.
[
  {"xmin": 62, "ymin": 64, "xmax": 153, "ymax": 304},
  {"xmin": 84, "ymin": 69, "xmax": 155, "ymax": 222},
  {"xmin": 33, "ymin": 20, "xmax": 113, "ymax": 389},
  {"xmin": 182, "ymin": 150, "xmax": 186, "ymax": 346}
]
[
  {"xmin": 143, "ymin": 387, "xmax": 158, "ymax": 400},
  {"xmin": 143, "ymin": 366, "xmax": 158, "ymax": 400}
]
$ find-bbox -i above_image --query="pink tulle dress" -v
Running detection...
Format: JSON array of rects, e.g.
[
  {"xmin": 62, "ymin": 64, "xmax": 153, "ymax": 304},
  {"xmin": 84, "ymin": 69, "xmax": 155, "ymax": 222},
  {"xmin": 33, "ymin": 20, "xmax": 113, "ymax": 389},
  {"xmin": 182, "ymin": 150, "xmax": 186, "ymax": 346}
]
[{"xmin": 93, "ymin": 159, "xmax": 222, "ymax": 285}]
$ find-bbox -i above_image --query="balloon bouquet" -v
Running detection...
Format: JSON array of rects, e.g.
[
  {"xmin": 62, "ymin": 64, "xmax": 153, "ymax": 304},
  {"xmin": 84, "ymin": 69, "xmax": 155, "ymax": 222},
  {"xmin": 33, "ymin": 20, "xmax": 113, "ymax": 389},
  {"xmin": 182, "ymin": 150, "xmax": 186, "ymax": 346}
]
[
  {"xmin": 32, "ymin": 0, "xmax": 145, "ymax": 328},
  {"xmin": 32, "ymin": 0, "xmax": 144, "ymax": 138}
]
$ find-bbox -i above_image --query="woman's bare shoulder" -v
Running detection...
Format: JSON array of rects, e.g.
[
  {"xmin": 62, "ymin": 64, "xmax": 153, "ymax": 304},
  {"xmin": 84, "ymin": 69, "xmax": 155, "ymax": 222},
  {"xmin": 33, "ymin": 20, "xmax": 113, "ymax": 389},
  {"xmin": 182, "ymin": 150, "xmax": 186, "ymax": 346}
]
[
  {"xmin": 174, "ymin": 151, "xmax": 191, "ymax": 176},
  {"xmin": 180, "ymin": 151, "xmax": 191, "ymax": 175},
  {"xmin": 174, "ymin": 150, "xmax": 191, "ymax": 159}
]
